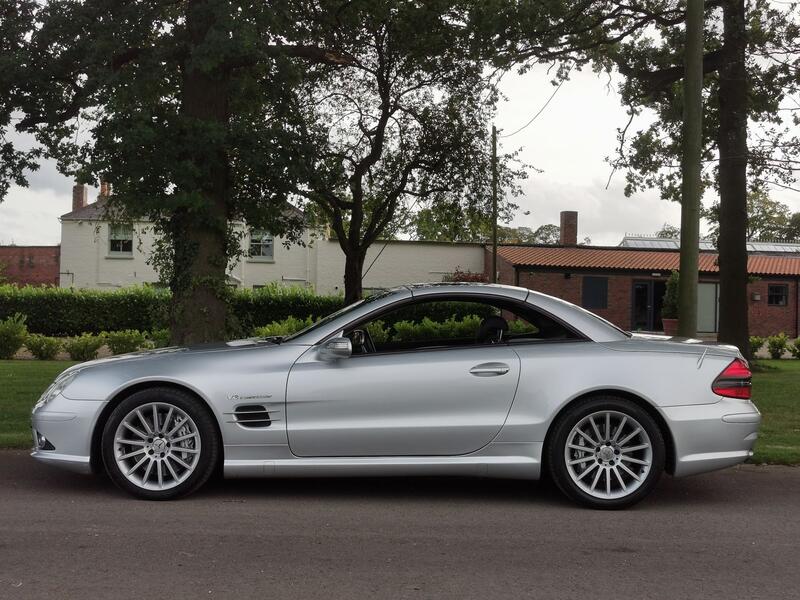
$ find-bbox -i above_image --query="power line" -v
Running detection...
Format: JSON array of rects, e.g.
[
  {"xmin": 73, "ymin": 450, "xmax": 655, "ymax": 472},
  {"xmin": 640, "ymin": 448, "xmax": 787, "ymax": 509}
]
[
  {"xmin": 361, "ymin": 197, "xmax": 422, "ymax": 281},
  {"xmin": 500, "ymin": 77, "xmax": 568, "ymax": 139}
]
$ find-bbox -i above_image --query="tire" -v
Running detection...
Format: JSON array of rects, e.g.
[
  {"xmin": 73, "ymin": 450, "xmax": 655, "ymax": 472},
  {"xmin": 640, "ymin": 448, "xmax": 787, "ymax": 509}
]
[
  {"xmin": 546, "ymin": 396, "xmax": 665, "ymax": 510},
  {"xmin": 101, "ymin": 387, "xmax": 220, "ymax": 500}
]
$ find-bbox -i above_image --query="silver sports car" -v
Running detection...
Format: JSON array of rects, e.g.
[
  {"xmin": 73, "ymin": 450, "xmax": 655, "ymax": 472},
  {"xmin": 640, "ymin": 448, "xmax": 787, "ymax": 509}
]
[{"xmin": 31, "ymin": 283, "xmax": 761, "ymax": 508}]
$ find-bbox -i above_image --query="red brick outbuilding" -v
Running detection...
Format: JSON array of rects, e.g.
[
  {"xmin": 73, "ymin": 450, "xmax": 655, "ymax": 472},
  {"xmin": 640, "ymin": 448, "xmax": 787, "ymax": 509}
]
[{"xmin": 0, "ymin": 246, "xmax": 61, "ymax": 286}]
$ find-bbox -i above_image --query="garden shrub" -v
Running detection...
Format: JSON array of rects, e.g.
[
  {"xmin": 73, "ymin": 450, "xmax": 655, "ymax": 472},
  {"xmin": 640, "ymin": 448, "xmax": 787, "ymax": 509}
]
[
  {"xmin": 443, "ymin": 268, "xmax": 489, "ymax": 283},
  {"xmin": 25, "ymin": 334, "xmax": 62, "ymax": 360},
  {"xmin": 767, "ymin": 332, "xmax": 789, "ymax": 359},
  {"xmin": 789, "ymin": 339, "xmax": 800, "ymax": 360},
  {"xmin": 748, "ymin": 336, "xmax": 765, "ymax": 357},
  {"xmin": 64, "ymin": 333, "xmax": 106, "ymax": 362},
  {"xmin": 253, "ymin": 315, "xmax": 314, "ymax": 338},
  {"xmin": 147, "ymin": 328, "xmax": 171, "ymax": 349},
  {"xmin": 366, "ymin": 320, "xmax": 390, "ymax": 344},
  {"xmin": 104, "ymin": 330, "xmax": 147, "ymax": 355},
  {"xmin": 0, "ymin": 313, "xmax": 28, "ymax": 359},
  {"xmin": 508, "ymin": 319, "xmax": 538, "ymax": 335},
  {"xmin": 392, "ymin": 315, "xmax": 484, "ymax": 341},
  {"xmin": 381, "ymin": 301, "xmax": 494, "ymax": 329}
]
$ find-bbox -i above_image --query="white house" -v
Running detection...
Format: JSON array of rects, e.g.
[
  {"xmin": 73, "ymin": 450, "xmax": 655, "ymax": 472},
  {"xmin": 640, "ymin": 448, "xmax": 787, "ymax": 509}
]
[{"xmin": 60, "ymin": 184, "xmax": 485, "ymax": 293}]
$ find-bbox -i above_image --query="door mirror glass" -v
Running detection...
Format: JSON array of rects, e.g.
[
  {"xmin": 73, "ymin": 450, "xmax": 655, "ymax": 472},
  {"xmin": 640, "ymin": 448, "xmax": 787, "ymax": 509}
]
[{"xmin": 319, "ymin": 337, "xmax": 352, "ymax": 360}]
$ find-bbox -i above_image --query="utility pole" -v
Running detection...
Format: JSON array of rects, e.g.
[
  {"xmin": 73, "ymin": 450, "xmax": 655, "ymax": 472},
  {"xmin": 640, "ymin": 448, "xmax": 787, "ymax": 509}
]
[
  {"xmin": 678, "ymin": 0, "xmax": 703, "ymax": 337},
  {"xmin": 491, "ymin": 124, "xmax": 498, "ymax": 283}
]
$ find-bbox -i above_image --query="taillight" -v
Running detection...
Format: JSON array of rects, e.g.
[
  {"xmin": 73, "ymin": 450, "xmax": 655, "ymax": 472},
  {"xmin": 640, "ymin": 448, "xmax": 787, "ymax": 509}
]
[{"xmin": 712, "ymin": 358, "xmax": 752, "ymax": 399}]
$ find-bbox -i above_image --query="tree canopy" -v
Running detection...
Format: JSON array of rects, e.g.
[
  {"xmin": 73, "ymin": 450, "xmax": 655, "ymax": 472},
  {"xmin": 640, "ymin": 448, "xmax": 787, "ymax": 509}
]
[{"xmin": 288, "ymin": 1, "xmax": 517, "ymax": 302}]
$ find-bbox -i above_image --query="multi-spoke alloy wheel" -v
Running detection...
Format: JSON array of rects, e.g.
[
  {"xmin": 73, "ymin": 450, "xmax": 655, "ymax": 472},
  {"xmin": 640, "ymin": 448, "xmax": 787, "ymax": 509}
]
[
  {"xmin": 102, "ymin": 388, "xmax": 219, "ymax": 500},
  {"xmin": 547, "ymin": 397, "xmax": 665, "ymax": 509},
  {"xmin": 564, "ymin": 411, "xmax": 652, "ymax": 500},
  {"xmin": 114, "ymin": 402, "xmax": 201, "ymax": 491}
]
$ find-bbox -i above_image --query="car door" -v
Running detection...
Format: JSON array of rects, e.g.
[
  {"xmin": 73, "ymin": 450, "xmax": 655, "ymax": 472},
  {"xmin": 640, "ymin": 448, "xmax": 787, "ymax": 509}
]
[{"xmin": 285, "ymin": 344, "xmax": 521, "ymax": 457}]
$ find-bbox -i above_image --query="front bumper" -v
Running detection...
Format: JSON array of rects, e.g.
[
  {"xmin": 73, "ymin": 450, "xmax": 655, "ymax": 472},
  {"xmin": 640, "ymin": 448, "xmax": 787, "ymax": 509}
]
[
  {"xmin": 30, "ymin": 394, "xmax": 104, "ymax": 475},
  {"xmin": 661, "ymin": 397, "xmax": 761, "ymax": 477}
]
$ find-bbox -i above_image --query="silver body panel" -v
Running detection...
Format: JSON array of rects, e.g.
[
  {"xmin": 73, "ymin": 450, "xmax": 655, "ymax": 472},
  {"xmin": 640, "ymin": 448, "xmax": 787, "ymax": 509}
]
[{"xmin": 31, "ymin": 283, "xmax": 761, "ymax": 484}]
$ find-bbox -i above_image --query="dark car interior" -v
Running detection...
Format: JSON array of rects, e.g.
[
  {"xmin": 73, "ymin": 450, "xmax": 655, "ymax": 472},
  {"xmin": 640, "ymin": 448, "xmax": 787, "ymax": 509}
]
[{"xmin": 344, "ymin": 295, "xmax": 582, "ymax": 355}]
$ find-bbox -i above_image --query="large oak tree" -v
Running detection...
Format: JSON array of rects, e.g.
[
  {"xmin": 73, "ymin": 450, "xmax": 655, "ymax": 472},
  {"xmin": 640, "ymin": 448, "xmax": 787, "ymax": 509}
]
[{"xmin": 1, "ymin": 0, "xmax": 353, "ymax": 344}]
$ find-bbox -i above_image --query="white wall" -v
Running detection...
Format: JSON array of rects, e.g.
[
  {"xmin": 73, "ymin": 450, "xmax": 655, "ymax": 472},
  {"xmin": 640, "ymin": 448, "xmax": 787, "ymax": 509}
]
[
  {"xmin": 314, "ymin": 239, "xmax": 485, "ymax": 295},
  {"xmin": 60, "ymin": 216, "xmax": 485, "ymax": 292},
  {"xmin": 60, "ymin": 220, "xmax": 160, "ymax": 288}
]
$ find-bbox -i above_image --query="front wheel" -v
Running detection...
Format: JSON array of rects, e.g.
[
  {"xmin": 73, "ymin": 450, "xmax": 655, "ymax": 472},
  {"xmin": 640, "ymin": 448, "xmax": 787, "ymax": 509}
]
[
  {"xmin": 101, "ymin": 388, "xmax": 220, "ymax": 500},
  {"xmin": 546, "ymin": 397, "xmax": 665, "ymax": 509}
]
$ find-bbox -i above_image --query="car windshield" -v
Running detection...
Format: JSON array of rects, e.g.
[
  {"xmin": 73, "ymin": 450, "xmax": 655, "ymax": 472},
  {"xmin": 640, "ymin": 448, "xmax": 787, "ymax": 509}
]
[{"xmin": 281, "ymin": 289, "xmax": 400, "ymax": 342}]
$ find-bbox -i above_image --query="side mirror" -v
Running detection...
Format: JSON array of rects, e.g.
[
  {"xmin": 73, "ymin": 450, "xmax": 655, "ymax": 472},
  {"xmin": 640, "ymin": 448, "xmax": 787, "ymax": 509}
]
[{"xmin": 319, "ymin": 337, "xmax": 352, "ymax": 360}]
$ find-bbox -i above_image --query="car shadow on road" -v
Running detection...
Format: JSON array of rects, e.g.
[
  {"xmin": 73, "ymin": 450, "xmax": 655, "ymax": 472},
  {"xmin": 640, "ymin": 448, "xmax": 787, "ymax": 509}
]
[
  {"xmin": 197, "ymin": 471, "xmax": 734, "ymax": 510},
  {"xmin": 13, "ymin": 450, "xmax": 740, "ymax": 510}
]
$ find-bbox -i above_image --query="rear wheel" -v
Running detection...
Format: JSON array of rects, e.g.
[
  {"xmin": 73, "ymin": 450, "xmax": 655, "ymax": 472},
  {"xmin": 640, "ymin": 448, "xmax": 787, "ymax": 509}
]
[
  {"xmin": 546, "ymin": 396, "xmax": 665, "ymax": 509},
  {"xmin": 101, "ymin": 388, "xmax": 220, "ymax": 500}
]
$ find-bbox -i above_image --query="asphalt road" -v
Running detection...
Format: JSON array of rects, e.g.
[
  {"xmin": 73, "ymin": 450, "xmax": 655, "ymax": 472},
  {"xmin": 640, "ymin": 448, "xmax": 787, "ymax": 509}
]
[{"xmin": 1, "ymin": 451, "xmax": 798, "ymax": 600}]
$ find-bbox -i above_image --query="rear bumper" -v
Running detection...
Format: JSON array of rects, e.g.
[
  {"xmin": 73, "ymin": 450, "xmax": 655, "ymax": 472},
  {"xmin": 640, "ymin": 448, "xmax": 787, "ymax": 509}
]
[{"xmin": 661, "ymin": 398, "xmax": 761, "ymax": 477}]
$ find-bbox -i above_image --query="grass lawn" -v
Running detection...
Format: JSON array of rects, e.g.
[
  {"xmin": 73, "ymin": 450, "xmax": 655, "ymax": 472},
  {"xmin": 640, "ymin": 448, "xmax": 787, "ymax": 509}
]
[
  {"xmin": 0, "ymin": 360, "xmax": 78, "ymax": 448},
  {"xmin": 0, "ymin": 359, "xmax": 798, "ymax": 464},
  {"xmin": 751, "ymin": 360, "xmax": 800, "ymax": 464}
]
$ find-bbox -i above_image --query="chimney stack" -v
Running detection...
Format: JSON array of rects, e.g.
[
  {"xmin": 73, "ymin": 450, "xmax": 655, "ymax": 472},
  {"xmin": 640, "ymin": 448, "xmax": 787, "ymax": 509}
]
[
  {"xmin": 99, "ymin": 180, "xmax": 111, "ymax": 197},
  {"xmin": 72, "ymin": 183, "xmax": 88, "ymax": 212},
  {"xmin": 559, "ymin": 211, "xmax": 578, "ymax": 246}
]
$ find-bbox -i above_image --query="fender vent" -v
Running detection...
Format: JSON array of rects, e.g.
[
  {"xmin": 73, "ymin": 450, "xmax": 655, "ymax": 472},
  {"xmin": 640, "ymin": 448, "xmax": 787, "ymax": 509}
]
[{"xmin": 233, "ymin": 404, "xmax": 271, "ymax": 428}]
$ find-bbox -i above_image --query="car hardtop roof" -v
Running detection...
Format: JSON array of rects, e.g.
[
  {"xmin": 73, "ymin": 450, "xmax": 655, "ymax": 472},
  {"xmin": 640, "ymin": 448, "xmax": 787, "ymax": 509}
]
[{"xmin": 402, "ymin": 282, "xmax": 530, "ymax": 299}]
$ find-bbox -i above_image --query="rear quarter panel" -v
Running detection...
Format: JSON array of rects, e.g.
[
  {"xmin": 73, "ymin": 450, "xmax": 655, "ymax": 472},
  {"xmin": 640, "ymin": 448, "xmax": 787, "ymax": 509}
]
[{"xmin": 497, "ymin": 340, "xmax": 734, "ymax": 444}]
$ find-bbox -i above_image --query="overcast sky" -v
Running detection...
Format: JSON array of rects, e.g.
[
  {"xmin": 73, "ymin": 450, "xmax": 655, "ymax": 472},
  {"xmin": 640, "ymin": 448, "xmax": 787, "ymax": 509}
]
[{"xmin": 1, "ymin": 63, "xmax": 798, "ymax": 246}]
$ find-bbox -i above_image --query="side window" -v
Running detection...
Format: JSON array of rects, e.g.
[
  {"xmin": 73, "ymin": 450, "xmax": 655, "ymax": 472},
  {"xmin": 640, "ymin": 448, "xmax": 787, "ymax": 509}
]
[
  {"xmin": 109, "ymin": 224, "xmax": 134, "ymax": 255},
  {"xmin": 345, "ymin": 297, "xmax": 579, "ymax": 354},
  {"xmin": 248, "ymin": 229, "xmax": 274, "ymax": 260},
  {"xmin": 767, "ymin": 284, "xmax": 788, "ymax": 306},
  {"xmin": 582, "ymin": 276, "xmax": 608, "ymax": 310}
]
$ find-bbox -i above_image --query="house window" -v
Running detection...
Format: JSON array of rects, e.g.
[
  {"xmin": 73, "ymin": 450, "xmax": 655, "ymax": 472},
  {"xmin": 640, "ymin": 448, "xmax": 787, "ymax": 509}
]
[
  {"xmin": 768, "ymin": 284, "xmax": 788, "ymax": 306},
  {"xmin": 109, "ymin": 224, "xmax": 133, "ymax": 255},
  {"xmin": 249, "ymin": 230, "xmax": 274, "ymax": 260},
  {"xmin": 582, "ymin": 276, "xmax": 608, "ymax": 310}
]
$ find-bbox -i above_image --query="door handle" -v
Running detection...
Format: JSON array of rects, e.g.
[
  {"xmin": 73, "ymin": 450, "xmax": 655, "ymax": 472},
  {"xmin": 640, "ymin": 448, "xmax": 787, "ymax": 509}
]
[{"xmin": 469, "ymin": 363, "xmax": 510, "ymax": 377}]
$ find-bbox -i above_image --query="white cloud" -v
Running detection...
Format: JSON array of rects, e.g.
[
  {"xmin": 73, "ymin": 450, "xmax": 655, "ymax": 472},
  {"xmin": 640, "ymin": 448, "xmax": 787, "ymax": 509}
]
[{"xmin": 0, "ymin": 186, "xmax": 68, "ymax": 245}]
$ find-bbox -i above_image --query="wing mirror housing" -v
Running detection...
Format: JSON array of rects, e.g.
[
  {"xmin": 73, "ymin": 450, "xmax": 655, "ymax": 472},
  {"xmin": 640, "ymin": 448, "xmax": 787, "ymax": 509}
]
[{"xmin": 319, "ymin": 337, "xmax": 352, "ymax": 360}]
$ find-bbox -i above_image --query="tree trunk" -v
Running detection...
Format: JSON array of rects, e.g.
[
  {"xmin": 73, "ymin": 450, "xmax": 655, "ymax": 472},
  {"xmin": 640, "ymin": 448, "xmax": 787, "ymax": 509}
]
[
  {"xmin": 678, "ymin": 0, "xmax": 704, "ymax": 338},
  {"xmin": 343, "ymin": 249, "xmax": 366, "ymax": 305},
  {"xmin": 716, "ymin": 0, "xmax": 750, "ymax": 356},
  {"xmin": 170, "ymin": 0, "xmax": 231, "ymax": 345}
]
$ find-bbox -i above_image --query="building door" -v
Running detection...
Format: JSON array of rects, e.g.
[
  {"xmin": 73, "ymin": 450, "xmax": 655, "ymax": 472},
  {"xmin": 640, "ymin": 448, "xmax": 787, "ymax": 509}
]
[
  {"xmin": 697, "ymin": 282, "xmax": 719, "ymax": 333},
  {"xmin": 632, "ymin": 280, "xmax": 667, "ymax": 332}
]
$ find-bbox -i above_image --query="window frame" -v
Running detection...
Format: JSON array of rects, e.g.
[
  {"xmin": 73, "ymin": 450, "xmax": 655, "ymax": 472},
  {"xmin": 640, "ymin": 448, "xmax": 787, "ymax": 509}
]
[
  {"xmin": 767, "ymin": 284, "xmax": 789, "ymax": 307},
  {"xmin": 582, "ymin": 276, "xmax": 609, "ymax": 310},
  {"xmin": 325, "ymin": 293, "xmax": 589, "ymax": 357},
  {"xmin": 108, "ymin": 223, "xmax": 134, "ymax": 256},
  {"xmin": 248, "ymin": 229, "xmax": 274, "ymax": 261}
]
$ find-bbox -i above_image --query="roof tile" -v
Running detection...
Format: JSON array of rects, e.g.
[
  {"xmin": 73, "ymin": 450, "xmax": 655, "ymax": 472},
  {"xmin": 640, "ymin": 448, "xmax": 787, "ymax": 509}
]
[{"xmin": 497, "ymin": 245, "xmax": 800, "ymax": 277}]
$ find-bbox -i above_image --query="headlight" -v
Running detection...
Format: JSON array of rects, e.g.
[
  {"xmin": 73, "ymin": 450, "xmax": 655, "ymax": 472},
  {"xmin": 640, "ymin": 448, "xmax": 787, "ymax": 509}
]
[{"xmin": 33, "ymin": 368, "xmax": 83, "ymax": 412}]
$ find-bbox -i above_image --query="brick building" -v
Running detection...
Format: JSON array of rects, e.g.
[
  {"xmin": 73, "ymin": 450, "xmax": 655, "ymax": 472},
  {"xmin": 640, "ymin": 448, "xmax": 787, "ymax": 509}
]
[
  {"xmin": 489, "ymin": 212, "xmax": 800, "ymax": 338},
  {"xmin": 0, "ymin": 246, "xmax": 61, "ymax": 286}
]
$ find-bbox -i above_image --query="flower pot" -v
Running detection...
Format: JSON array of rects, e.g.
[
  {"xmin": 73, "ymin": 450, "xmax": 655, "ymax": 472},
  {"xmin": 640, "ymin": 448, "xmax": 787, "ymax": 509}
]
[{"xmin": 662, "ymin": 318, "xmax": 679, "ymax": 336}]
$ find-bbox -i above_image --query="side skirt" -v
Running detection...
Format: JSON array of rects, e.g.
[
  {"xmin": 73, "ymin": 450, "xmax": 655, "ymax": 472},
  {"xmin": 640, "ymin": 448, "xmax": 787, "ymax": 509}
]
[{"xmin": 223, "ymin": 442, "xmax": 542, "ymax": 480}]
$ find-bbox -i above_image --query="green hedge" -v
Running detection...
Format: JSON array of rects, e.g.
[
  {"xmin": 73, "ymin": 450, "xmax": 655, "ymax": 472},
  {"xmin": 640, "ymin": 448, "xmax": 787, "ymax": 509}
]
[
  {"xmin": 230, "ymin": 286, "xmax": 344, "ymax": 333},
  {"xmin": 0, "ymin": 284, "xmax": 500, "ymax": 338},
  {"xmin": 0, "ymin": 286, "xmax": 170, "ymax": 336},
  {"xmin": 0, "ymin": 284, "xmax": 345, "ymax": 337}
]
